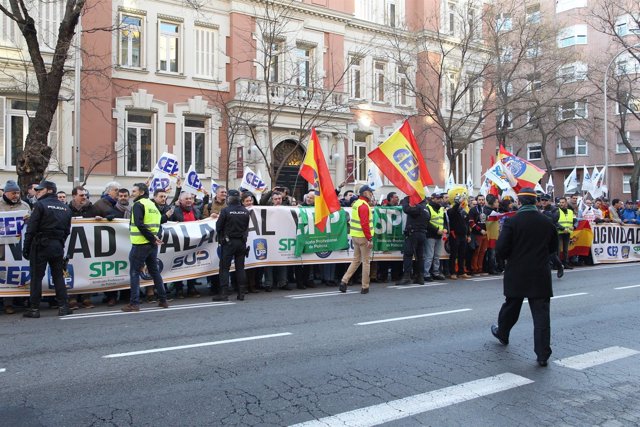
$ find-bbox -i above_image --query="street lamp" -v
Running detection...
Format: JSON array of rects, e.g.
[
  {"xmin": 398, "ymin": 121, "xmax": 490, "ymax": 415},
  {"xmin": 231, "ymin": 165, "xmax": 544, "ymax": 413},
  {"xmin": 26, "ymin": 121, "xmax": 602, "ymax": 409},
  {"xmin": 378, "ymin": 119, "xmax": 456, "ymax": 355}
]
[{"xmin": 603, "ymin": 39, "xmax": 640, "ymax": 188}]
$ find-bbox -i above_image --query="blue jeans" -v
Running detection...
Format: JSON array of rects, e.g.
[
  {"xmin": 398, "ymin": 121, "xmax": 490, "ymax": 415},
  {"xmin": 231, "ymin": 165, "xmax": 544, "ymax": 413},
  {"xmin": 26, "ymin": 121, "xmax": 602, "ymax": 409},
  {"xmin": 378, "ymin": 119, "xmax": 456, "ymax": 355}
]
[
  {"xmin": 424, "ymin": 237, "xmax": 443, "ymax": 277},
  {"xmin": 129, "ymin": 243, "xmax": 166, "ymax": 305}
]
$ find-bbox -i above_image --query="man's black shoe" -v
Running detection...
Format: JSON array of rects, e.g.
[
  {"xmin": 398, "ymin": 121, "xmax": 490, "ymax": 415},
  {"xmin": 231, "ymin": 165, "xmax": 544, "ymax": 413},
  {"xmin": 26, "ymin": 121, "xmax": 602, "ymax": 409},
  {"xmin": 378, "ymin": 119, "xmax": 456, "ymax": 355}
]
[
  {"xmin": 563, "ymin": 264, "xmax": 574, "ymax": 270},
  {"xmin": 395, "ymin": 276, "xmax": 412, "ymax": 286},
  {"xmin": 212, "ymin": 295, "xmax": 229, "ymax": 302},
  {"xmin": 537, "ymin": 359, "xmax": 548, "ymax": 367},
  {"xmin": 491, "ymin": 324, "xmax": 508, "ymax": 345},
  {"xmin": 557, "ymin": 264, "xmax": 564, "ymax": 278},
  {"xmin": 432, "ymin": 274, "xmax": 446, "ymax": 281},
  {"xmin": 264, "ymin": 287, "xmax": 272, "ymax": 293},
  {"xmin": 361, "ymin": 288, "xmax": 369, "ymax": 294},
  {"xmin": 237, "ymin": 294, "xmax": 245, "ymax": 301},
  {"xmin": 58, "ymin": 307, "xmax": 74, "ymax": 316},
  {"xmin": 423, "ymin": 276, "xmax": 433, "ymax": 282},
  {"xmin": 23, "ymin": 309, "xmax": 40, "ymax": 318},
  {"xmin": 338, "ymin": 282, "xmax": 347, "ymax": 293}
]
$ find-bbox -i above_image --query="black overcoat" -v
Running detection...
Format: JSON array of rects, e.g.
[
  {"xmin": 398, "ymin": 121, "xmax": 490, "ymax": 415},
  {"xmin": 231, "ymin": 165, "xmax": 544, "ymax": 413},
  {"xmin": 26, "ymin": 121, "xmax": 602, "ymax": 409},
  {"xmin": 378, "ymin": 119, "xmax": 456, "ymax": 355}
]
[{"xmin": 496, "ymin": 208, "xmax": 558, "ymax": 299}]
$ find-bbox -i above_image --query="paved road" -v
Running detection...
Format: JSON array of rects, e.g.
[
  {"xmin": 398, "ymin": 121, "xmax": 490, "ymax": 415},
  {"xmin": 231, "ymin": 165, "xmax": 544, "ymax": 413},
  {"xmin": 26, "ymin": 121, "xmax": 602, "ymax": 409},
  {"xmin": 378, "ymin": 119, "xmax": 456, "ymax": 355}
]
[{"xmin": 1, "ymin": 263, "xmax": 639, "ymax": 426}]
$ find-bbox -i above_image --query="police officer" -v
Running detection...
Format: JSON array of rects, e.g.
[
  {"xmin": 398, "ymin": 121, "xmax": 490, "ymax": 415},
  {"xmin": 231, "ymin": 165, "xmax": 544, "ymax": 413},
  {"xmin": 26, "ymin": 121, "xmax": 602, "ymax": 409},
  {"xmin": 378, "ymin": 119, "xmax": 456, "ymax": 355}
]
[
  {"xmin": 396, "ymin": 196, "xmax": 430, "ymax": 286},
  {"xmin": 214, "ymin": 189, "xmax": 250, "ymax": 301},
  {"xmin": 22, "ymin": 180, "xmax": 74, "ymax": 317},
  {"xmin": 122, "ymin": 182, "xmax": 169, "ymax": 312}
]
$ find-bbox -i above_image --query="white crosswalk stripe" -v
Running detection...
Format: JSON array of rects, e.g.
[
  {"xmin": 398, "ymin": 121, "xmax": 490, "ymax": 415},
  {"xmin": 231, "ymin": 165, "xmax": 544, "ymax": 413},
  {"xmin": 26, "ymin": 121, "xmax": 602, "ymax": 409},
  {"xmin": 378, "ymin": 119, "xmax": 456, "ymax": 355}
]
[{"xmin": 554, "ymin": 346, "xmax": 640, "ymax": 370}]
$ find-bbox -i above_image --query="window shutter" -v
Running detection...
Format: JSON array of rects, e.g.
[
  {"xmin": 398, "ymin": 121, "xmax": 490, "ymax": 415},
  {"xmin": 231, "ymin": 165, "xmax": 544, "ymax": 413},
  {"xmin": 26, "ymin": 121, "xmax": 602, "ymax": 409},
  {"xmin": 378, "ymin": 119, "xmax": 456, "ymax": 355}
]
[{"xmin": 0, "ymin": 96, "xmax": 5, "ymax": 166}]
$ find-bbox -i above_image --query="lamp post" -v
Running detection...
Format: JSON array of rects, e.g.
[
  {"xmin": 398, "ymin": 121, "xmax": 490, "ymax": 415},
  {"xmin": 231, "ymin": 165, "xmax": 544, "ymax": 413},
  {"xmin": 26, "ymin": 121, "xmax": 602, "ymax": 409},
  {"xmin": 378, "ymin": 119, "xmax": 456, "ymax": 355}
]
[
  {"xmin": 603, "ymin": 40, "xmax": 640, "ymax": 187},
  {"xmin": 73, "ymin": 15, "xmax": 82, "ymax": 187}
]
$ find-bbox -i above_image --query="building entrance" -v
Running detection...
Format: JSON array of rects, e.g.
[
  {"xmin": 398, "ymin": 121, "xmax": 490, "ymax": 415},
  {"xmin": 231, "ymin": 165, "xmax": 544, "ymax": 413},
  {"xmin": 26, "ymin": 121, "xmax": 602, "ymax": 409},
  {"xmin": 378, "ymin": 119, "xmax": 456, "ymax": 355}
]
[{"xmin": 273, "ymin": 139, "xmax": 308, "ymax": 204}]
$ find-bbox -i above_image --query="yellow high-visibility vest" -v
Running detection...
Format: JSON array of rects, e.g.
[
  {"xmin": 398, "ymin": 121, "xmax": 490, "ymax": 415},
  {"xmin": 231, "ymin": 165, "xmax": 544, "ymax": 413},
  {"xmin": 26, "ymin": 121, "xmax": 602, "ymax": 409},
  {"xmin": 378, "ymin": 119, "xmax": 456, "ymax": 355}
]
[
  {"xmin": 349, "ymin": 198, "xmax": 373, "ymax": 239},
  {"xmin": 130, "ymin": 198, "xmax": 161, "ymax": 244},
  {"xmin": 558, "ymin": 208, "xmax": 574, "ymax": 234},
  {"xmin": 427, "ymin": 204, "xmax": 444, "ymax": 231}
]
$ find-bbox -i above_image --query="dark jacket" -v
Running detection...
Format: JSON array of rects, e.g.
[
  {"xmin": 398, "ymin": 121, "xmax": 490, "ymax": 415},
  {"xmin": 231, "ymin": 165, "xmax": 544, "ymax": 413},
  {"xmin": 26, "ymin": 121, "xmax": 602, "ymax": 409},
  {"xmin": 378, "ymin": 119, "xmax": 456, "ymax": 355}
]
[
  {"xmin": 93, "ymin": 195, "xmax": 119, "ymax": 218},
  {"xmin": 496, "ymin": 206, "xmax": 558, "ymax": 299},
  {"xmin": 68, "ymin": 200, "xmax": 96, "ymax": 218},
  {"xmin": 23, "ymin": 193, "xmax": 72, "ymax": 257},
  {"xmin": 169, "ymin": 205, "xmax": 202, "ymax": 222},
  {"xmin": 401, "ymin": 196, "xmax": 430, "ymax": 233},
  {"xmin": 468, "ymin": 204, "xmax": 487, "ymax": 235},
  {"xmin": 447, "ymin": 201, "xmax": 469, "ymax": 239},
  {"xmin": 541, "ymin": 205, "xmax": 559, "ymax": 224},
  {"xmin": 216, "ymin": 200, "xmax": 250, "ymax": 241}
]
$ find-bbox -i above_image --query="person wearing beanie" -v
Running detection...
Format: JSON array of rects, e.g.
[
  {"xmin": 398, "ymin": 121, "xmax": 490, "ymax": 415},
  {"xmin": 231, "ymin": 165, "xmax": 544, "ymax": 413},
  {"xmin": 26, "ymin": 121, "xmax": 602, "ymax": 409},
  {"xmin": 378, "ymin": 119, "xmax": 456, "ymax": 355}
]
[
  {"xmin": 490, "ymin": 188, "xmax": 559, "ymax": 367},
  {"xmin": 0, "ymin": 180, "xmax": 31, "ymax": 314},
  {"xmin": 339, "ymin": 185, "xmax": 375, "ymax": 294}
]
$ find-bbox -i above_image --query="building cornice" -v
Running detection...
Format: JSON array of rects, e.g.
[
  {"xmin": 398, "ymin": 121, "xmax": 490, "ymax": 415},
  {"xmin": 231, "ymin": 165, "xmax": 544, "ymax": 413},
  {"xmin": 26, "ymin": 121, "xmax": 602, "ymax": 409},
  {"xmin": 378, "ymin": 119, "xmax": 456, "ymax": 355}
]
[{"xmin": 241, "ymin": 0, "xmax": 351, "ymax": 24}]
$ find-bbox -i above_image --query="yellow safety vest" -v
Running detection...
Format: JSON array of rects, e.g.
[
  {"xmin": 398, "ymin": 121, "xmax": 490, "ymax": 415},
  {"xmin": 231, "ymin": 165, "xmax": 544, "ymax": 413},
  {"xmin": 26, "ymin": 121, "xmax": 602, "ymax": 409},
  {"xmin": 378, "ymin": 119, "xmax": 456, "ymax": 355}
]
[
  {"xmin": 349, "ymin": 198, "xmax": 373, "ymax": 239},
  {"xmin": 558, "ymin": 208, "xmax": 574, "ymax": 234},
  {"xmin": 427, "ymin": 204, "xmax": 444, "ymax": 231},
  {"xmin": 130, "ymin": 198, "xmax": 161, "ymax": 244}
]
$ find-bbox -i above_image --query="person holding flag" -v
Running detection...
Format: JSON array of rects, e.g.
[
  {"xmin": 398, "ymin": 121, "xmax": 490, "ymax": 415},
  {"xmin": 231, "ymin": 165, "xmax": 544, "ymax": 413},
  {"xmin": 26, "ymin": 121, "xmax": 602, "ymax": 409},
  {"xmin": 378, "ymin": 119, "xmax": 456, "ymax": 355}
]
[{"xmin": 339, "ymin": 185, "xmax": 375, "ymax": 294}]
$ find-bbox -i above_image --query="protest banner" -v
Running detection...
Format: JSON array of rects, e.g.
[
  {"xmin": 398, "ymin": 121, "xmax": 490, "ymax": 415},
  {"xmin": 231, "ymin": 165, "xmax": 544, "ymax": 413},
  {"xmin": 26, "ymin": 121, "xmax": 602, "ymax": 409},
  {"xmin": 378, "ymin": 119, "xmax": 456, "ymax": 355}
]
[
  {"xmin": 590, "ymin": 223, "xmax": 640, "ymax": 264},
  {"xmin": 0, "ymin": 210, "xmax": 28, "ymax": 244}
]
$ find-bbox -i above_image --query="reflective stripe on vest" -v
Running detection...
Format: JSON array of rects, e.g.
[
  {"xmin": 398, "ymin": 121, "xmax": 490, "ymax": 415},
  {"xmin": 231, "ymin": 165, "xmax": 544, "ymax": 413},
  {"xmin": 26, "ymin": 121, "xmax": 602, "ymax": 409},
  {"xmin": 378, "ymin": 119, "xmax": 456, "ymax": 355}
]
[
  {"xmin": 130, "ymin": 198, "xmax": 161, "ymax": 244},
  {"xmin": 427, "ymin": 204, "xmax": 444, "ymax": 231},
  {"xmin": 558, "ymin": 209, "xmax": 574, "ymax": 234},
  {"xmin": 349, "ymin": 199, "xmax": 373, "ymax": 238}
]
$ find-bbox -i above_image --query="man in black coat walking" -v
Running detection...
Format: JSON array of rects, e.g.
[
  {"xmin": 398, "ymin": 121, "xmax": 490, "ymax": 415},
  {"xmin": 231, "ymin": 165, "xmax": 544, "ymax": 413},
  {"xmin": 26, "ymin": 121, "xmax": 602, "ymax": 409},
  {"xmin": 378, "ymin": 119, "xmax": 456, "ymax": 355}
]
[{"xmin": 490, "ymin": 188, "xmax": 558, "ymax": 366}]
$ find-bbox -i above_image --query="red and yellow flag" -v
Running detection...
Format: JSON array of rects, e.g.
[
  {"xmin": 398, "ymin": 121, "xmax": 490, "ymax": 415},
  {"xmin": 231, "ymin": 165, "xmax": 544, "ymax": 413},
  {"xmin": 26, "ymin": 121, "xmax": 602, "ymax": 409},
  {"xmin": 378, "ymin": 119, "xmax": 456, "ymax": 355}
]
[
  {"xmin": 368, "ymin": 121, "xmax": 433, "ymax": 204},
  {"xmin": 569, "ymin": 220, "xmax": 593, "ymax": 257},
  {"xmin": 498, "ymin": 145, "xmax": 545, "ymax": 189},
  {"xmin": 299, "ymin": 129, "xmax": 341, "ymax": 232}
]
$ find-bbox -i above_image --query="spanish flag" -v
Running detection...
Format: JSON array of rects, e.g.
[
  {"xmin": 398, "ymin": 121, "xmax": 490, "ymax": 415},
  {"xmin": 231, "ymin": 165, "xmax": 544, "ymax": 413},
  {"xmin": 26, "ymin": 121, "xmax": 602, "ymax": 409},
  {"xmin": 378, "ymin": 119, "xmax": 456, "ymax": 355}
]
[
  {"xmin": 498, "ymin": 145, "xmax": 545, "ymax": 189},
  {"xmin": 569, "ymin": 220, "xmax": 593, "ymax": 257},
  {"xmin": 368, "ymin": 121, "xmax": 433, "ymax": 204},
  {"xmin": 299, "ymin": 129, "xmax": 341, "ymax": 232}
]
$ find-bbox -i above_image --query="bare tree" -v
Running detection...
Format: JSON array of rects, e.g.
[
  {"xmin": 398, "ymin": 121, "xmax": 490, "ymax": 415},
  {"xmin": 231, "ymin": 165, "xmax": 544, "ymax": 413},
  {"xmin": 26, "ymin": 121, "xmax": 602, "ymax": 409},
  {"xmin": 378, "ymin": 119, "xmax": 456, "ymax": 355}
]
[
  {"xmin": 0, "ymin": 0, "xmax": 85, "ymax": 192},
  {"xmin": 590, "ymin": 0, "xmax": 640, "ymax": 199}
]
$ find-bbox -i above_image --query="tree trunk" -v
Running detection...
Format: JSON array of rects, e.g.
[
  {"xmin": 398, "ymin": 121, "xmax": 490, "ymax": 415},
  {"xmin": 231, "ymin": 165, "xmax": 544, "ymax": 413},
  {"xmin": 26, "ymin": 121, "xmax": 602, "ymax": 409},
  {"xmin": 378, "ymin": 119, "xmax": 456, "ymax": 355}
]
[{"xmin": 631, "ymin": 159, "xmax": 640, "ymax": 202}]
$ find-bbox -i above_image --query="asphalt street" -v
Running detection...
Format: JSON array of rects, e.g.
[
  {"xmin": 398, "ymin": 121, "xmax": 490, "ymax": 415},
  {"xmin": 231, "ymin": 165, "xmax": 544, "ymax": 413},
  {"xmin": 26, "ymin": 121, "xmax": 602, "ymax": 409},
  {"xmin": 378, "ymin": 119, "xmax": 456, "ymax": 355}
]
[{"xmin": 1, "ymin": 262, "xmax": 639, "ymax": 426}]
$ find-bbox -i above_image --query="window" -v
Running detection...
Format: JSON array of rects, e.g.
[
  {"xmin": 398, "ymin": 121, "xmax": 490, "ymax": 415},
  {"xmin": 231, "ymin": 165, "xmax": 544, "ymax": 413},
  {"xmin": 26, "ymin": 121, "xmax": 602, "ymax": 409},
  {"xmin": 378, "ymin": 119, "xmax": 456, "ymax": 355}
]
[
  {"xmin": 496, "ymin": 13, "xmax": 512, "ymax": 32},
  {"xmin": 444, "ymin": 70, "xmax": 458, "ymax": 108},
  {"xmin": 615, "ymin": 94, "xmax": 640, "ymax": 114},
  {"xmin": 37, "ymin": 0, "xmax": 65, "ymax": 49},
  {"xmin": 500, "ymin": 46, "xmax": 513, "ymax": 63},
  {"xmin": 559, "ymin": 99, "xmax": 587, "ymax": 119},
  {"xmin": 556, "ymin": 0, "xmax": 587, "ymax": 13},
  {"xmin": 622, "ymin": 174, "xmax": 639, "ymax": 193},
  {"xmin": 558, "ymin": 136, "xmax": 587, "ymax": 157},
  {"xmin": 295, "ymin": 45, "xmax": 313, "ymax": 87},
  {"xmin": 396, "ymin": 66, "xmax": 409, "ymax": 106},
  {"xmin": 387, "ymin": 1, "xmax": 396, "ymax": 28},
  {"xmin": 467, "ymin": 74, "xmax": 480, "ymax": 111},
  {"xmin": 527, "ymin": 144, "xmax": 542, "ymax": 161},
  {"xmin": 268, "ymin": 42, "xmax": 282, "ymax": 83},
  {"xmin": 616, "ymin": 131, "xmax": 640, "ymax": 153},
  {"xmin": 615, "ymin": 15, "xmax": 638, "ymax": 36},
  {"xmin": 6, "ymin": 99, "xmax": 40, "ymax": 167},
  {"xmin": 454, "ymin": 147, "xmax": 470, "ymax": 184},
  {"xmin": 119, "ymin": 15, "xmax": 143, "ymax": 68},
  {"xmin": 374, "ymin": 61, "xmax": 386, "ymax": 102},
  {"xmin": 195, "ymin": 26, "xmax": 217, "ymax": 79},
  {"xmin": 559, "ymin": 62, "xmax": 588, "ymax": 82},
  {"xmin": 126, "ymin": 112, "xmax": 153, "ymax": 173},
  {"xmin": 526, "ymin": 42, "xmax": 541, "ymax": 58},
  {"xmin": 528, "ymin": 73, "xmax": 542, "ymax": 91},
  {"xmin": 526, "ymin": 110, "xmax": 538, "ymax": 127},
  {"xmin": 1, "ymin": 5, "xmax": 18, "ymax": 45},
  {"xmin": 354, "ymin": 131, "xmax": 371, "ymax": 181},
  {"xmin": 558, "ymin": 25, "xmax": 587, "ymax": 48},
  {"xmin": 158, "ymin": 21, "xmax": 180, "ymax": 73},
  {"xmin": 526, "ymin": 4, "xmax": 541, "ymax": 24},
  {"xmin": 501, "ymin": 81, "xmax": 513, "ymax": 97},
  {"xmin": 349, "ymin": 57, "xmax": 363, "ymax": 99},
  {"xmin": 447, "ymin": 2, "xmax": 456, "ymax": 35},
  {"xmin": 497, "ymin": 112, "xmax": 513, "ymax": 129},
  {"xmin": 616, "ymin": 53, "xmax": 640, "ymax": 75},
  {"xmin": 184, "ymin": 118, "xmax": 206, "ymax": 174}
]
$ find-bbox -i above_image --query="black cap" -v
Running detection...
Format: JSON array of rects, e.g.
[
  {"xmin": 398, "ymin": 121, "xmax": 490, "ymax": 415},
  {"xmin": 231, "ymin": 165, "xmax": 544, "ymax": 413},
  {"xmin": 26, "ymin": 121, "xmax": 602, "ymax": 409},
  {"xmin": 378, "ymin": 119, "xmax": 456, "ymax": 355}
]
[
  {"xmin": 540, "ymin": 194, "xmax": 551, "ymax": 201},
  {"xmin": 227, "ymin": 189, "xmax": 240, "ymax": 197},
  {"xmin": 34, "ymin": 180, "xmax": 57, "ymax": 192},
  {"xmin": 359, "ymin": 185, "xmax": 373, "ymax": 195},
  {"xmin": 431, "ymin": 192, "xmax": 442, "ymax": 198}
]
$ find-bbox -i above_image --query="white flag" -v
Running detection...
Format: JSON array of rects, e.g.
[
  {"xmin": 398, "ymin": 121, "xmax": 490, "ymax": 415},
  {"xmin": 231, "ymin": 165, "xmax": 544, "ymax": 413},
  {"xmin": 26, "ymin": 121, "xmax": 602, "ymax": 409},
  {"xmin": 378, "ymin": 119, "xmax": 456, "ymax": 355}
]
[
  {"xmin": 591, "ymin": 166, "xmax": 600, "ymax": 187},
  {"xmin": 153, "ymin": 152, "xmax": 180, "ymax": 178},
  {"xmin": 183, "ymin": 165, "xmax": 206, "ymax": 199},
  {"xmin": 241, "ymin": 166, "xmax": 267, "ymax": 193},
  {"xmin": 211, "ymin": 179, "xmax": 220, "ymax": 195},
  {"xmin": 148, "ymin": 171, "xmax": 172, "ymax": 198},
  {"xmin": 545, "ymin": 175, "xmax": 554, "ymax": 194},
  {"xmin": 367, "ymin": 165, "xmax": 383, "ymax": 190},
  {"xmin": 466, "ymin": 174, "xmax": 474, "ymax": 195},
  {"xmin": 581, "ymin": 165, "xmax": 592, "ymax": 193},
  {"xmin": 433, "ymin": 185, "xmax": 443, "ymax": 194},
  {"xmin": 484, "ymin": 161, "xmax": 511, "ymax": 190},
  {"xmin": 479, "ymin": 176, "xmax": 491, "ymax": 196},
  {"xmin": 445, "ymin": 173, "xmax": 456, "ymax": 191},
  {"xmin": 534, "ymin": 182, "xmax": 544, "ymax": 193},
  {"xmin": 564, "ymin": 167, "xmax": 579, "ymax": 194}
]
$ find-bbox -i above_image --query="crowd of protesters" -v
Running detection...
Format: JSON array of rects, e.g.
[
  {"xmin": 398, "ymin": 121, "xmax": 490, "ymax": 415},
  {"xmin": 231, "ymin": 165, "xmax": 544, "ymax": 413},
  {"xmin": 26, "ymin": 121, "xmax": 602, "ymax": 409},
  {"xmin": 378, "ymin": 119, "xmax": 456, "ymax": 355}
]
[{"xmin": 1, "ymin": 175, "xmax": 639, "ymax": 315}]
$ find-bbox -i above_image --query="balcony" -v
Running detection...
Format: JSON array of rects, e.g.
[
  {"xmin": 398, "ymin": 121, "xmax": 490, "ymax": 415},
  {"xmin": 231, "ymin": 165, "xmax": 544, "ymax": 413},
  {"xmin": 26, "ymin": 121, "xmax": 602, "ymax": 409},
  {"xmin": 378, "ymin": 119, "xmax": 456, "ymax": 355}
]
[{"xmin": 234, "ymin": 78, "xmax": 350, "ymax": 113}]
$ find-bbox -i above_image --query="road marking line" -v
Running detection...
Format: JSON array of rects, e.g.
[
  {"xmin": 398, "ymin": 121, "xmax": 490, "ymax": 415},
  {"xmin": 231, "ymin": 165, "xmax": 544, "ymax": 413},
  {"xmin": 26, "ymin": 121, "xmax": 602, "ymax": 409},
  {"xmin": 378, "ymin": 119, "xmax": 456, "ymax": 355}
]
[
  {"xmin": 468, "ymin": 277, "xmax": 501, "ymax": 282},
  {"xmin": 103, "ymin": 332, "xmax": 293, "ymax": 358},
  {"xmin": 0, "ymin": 368, "xmax": 5, "ymax": 373},
  {"xmin": 60, "ymin": 302, "xmax": 235, "ymax": 320},
  {"xmin": 554, "ymin": 346, "xmax": 640, "ymax": 370},
  {"xmin": 615, "ymin": 284, "xmax": 640, "ymax": 290},
  {"xmin": 288, "ymin": 291, "xmax": 359, "ymax": 299},
  {"xmin": 388, "ymin": 283, "xmax": 448, "ymax": 289},
  {"xmin": 290, "ymin": 372, "xmax": 533, "ymax": 427},
  {"xmin": 356, "ymin": 308, "xmax": 472, "ymax": 326},
  {"xmin": 552, "ymin": 292, "xmax": 588, "ymax": 299}
]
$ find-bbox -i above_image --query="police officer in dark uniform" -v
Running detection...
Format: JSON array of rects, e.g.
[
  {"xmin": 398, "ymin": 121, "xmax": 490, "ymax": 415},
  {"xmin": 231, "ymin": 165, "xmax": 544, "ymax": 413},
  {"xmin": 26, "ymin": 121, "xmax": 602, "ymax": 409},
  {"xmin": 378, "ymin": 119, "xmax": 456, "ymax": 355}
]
[
  {"xmin": 214, "ymin": 189, "xmax": 250, "ymax": 301},
  {"xmin": 396, "ymin": 196, "xmax": 430, "ymax": 286},
  {"xmin": 22, "ymin": 180, "xmax": 74, "ymax": 318},
  {"xmin": 490, "ymin": 188, "xmax": 559, "ymax": 366}
]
